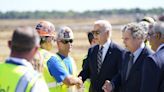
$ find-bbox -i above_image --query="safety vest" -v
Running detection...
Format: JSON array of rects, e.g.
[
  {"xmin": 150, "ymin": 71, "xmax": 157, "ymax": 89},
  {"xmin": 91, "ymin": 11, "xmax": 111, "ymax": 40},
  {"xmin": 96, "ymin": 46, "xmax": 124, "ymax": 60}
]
[
  {"xmin": 39, "ymin": 48, "xmax": 76, "ymax": 92},
  {"xmin": 0, "ymin": 63, "xmax": 41, "ymax": 92}
]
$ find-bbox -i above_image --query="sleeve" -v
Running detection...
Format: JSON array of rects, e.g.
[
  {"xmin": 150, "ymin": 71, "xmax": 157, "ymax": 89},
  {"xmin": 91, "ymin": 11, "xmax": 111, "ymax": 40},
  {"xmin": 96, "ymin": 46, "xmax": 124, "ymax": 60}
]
[
  {"xmin": 111, "ymin": 73, "xmax": 121, "ymax": 91},
  {"xmin": 47, "ymin": 56, "xmax": 69, "ymax": 83},
  {"xmin": 140, "ymin": 56, "xmax": 160, "ymax": 92},
  {"xmin": 78, "ymin": 48, "xmax": 92, "ymax": 82}
]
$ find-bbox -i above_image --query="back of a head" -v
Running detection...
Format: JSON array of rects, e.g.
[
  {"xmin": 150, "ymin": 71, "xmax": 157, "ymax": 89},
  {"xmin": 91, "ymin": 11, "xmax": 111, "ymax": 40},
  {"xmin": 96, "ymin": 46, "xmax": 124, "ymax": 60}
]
[
  {"xmin": 11, "ymin": 26, "xmax": 40, "ymax": 52},
  {"xmin": 57, "ymin": 26, "xmax": 74, "ymax": 40},
  {"xmin": 36, "ymin": 21, "xmax": 55, "ymax": 37},
  {"xmin": 88, "ymin": 32, "xmax": 94, "ymax": 44}
]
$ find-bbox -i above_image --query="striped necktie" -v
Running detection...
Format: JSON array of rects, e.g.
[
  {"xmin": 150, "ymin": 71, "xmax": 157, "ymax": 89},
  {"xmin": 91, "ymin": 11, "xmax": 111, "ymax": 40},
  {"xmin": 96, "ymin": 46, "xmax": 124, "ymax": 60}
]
[{"xmin": 97, "ymin": 46, "xmax": 103, "ymax": 73}]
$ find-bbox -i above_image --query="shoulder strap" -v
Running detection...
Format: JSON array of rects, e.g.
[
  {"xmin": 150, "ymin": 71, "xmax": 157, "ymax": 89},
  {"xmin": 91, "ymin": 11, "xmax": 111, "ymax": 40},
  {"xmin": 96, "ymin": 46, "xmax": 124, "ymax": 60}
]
[
  {"xmin": 15, "ymin": 70, "xmax": 41, "ymax": 92},
  {"xmin": 55, "ymin": 54, "xmax": 68, "ymax": 73}
]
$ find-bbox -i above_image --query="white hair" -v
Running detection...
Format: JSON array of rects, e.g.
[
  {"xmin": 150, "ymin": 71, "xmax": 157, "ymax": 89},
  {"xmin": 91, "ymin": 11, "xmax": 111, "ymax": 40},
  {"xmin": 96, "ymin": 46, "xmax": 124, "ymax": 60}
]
[
  {"xmin": 151, "ymin": 22, "xmax": 164, "ymax": 36},
  {"xmin": 94, "ymin": 20, "xmax": 112, "ymax": 31}
]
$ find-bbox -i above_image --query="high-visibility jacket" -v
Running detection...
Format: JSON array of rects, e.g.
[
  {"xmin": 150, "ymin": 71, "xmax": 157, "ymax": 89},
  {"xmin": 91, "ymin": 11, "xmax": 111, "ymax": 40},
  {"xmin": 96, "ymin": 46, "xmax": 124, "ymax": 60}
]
[
  {"xmin": 0, "ymin": 63, "xmax": 41, "ymax": 92},
  {"xmin": 39, "ymin": 48, "xmax": 76, "ymax": 92}
]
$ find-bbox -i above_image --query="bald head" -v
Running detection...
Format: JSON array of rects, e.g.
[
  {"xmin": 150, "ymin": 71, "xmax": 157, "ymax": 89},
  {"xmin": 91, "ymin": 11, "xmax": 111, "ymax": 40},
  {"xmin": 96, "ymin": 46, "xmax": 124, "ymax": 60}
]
[{"xmin": 94, "ymin": 20, "xmax": 112, "ymax": 32}]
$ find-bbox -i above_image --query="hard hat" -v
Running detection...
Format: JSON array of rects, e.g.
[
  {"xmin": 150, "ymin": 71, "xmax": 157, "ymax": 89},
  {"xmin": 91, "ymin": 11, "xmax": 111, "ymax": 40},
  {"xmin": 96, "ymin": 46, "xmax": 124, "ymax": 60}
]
[
  {"xmin": 57, "ymin": 26, "xmax": 74, "ymax": 40},
  {"xmin": 36, "ymin": 21, "xmax": 55, "ymax": 37},
  {"xmin": 141, "ymin": 17, "xmax": 155, "ymax": 24}
]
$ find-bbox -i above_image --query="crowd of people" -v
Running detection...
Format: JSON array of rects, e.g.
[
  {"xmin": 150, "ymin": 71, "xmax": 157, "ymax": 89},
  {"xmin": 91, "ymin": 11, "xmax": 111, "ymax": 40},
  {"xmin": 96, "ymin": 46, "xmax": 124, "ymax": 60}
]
[{"xmin": 0, "ymin": 16, "xmax": 164, "ymax": 92}]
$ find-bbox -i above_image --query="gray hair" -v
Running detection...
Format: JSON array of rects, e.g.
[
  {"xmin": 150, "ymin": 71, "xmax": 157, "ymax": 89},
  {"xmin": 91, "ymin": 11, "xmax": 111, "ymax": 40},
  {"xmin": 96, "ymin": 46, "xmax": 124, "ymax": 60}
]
[
  {"xmin": 151, "ymin": 22, "xmax": 164, "ymax": 36},
  {"xmin": 122, "ymin": 22, "xmax": 147, "ymax": 40},
  {"xmin": 94, "ymin": 20, "xmax": 112, "ymax": 32},
  {"xmin": 11, "ymin": 26, "xmax": 40, "ymax": 52}
]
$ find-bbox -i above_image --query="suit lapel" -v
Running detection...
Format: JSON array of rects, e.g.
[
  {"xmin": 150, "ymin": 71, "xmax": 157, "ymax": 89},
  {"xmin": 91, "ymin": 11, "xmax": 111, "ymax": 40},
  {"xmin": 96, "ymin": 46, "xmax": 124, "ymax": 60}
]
[
  {"xmin": 97, "ymin": 42, "xmax": 112, "ymax": 75},
  {"xmin": 126, "ymin": 47, "xmax": 147, "ymax": 80},
  {"xmin": 92, "ymin": 45, "xmax": 99, "ymax": 75}
]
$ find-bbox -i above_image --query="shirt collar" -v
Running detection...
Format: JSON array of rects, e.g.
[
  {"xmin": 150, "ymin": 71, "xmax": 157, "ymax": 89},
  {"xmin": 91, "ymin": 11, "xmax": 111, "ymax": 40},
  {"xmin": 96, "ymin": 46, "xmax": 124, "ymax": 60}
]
[
  {"xmin": 99, "ymin": 39, "xmax": 111, "ymax": 50},
  {"xmin": 156, "ymin": 44, "xmax": 164, "ymax": 52},
  {"xmin": 6, "ymin": 57, "xmax": 34, "ymax": 69},
  {"xmin": 132, "ymin": 42, "xmax": 145, "ymax": 63}
]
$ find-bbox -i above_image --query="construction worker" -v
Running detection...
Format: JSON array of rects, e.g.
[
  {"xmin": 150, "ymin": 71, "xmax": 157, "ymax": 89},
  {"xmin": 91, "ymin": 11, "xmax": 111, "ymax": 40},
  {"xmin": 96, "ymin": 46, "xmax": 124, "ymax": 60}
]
[
  {"xmin": 32, "ymin": 20, "xmax": 56, "ymax": 73},
  {"xmin": 47, "ymin": 26, "xmax": 83, "ymax": 92},
  {"xmin": 35, "ymin": 21, "xmax": 83, "ymax": 92},
  {"xmin": 0, "ymin": 26, "xmax": 49, "ymax": 92}
]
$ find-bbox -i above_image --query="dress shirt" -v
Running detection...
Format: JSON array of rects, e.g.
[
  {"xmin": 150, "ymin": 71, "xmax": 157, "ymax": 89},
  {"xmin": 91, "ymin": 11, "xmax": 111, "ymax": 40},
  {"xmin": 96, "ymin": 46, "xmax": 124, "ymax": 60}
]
[
  {"xmin": 100, "ymin": 39, "xmax": 111, "ymax": 62},
  {"xmin": 133, "ymin": 42, "xmax": 145, "ymax": 63}
]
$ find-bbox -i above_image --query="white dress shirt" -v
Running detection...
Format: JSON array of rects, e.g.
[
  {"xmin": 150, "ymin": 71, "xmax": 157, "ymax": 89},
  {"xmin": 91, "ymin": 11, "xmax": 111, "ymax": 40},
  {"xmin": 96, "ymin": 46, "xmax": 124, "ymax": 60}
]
[{"xmin": 100, "ymin": 39, "xmax": 111, "ymax": 62}]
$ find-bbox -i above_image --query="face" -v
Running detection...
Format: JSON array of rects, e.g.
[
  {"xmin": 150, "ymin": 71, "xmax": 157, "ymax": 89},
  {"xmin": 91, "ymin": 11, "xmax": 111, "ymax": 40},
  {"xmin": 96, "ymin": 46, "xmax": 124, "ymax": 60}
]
[
  {"xmin": 58, "ymin": 39, "xmax": 73, "ymax": 53},
  {"xmin": 92, "ymin": 24, "xmax": 108, "ymax": 45},
  {"xmin": 41, "ymin": 36, "xmax": 55, "ymax": 51},
  {"xmin": 122, "ymin": 31, "xmax": 140, "ymax": 52},
  {"xmin": 147, "ymin": 30, "xmax": 158, "ymax": 51}
]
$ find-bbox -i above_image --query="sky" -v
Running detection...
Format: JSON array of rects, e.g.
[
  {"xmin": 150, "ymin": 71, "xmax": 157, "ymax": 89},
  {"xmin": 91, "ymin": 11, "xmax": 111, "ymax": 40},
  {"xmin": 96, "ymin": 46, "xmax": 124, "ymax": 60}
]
[{"xmin": 0, "ymin": 0, "xmax": 164, "ymax": 12}]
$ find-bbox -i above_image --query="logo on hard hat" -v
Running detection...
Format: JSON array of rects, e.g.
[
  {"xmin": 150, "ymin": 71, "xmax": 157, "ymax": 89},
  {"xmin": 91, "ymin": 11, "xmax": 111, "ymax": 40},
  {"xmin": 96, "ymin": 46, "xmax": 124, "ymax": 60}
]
[{"xmin": 63, "ymin": 31, "xmax": 70, "ymax": 39}]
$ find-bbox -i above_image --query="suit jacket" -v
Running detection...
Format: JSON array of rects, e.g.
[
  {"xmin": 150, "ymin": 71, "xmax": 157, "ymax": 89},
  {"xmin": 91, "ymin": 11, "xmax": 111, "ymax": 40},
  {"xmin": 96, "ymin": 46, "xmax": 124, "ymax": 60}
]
[
  {"xmin": 79, "ymin": 41, "xmax": 125, "ymax": 92},
  {"xmin": 141, "ymin": 46, "xmax": 164, "ymax": 92},
  {"xmin": 112, "ymin": 46, "xmax": 153, "ymax": 92}
]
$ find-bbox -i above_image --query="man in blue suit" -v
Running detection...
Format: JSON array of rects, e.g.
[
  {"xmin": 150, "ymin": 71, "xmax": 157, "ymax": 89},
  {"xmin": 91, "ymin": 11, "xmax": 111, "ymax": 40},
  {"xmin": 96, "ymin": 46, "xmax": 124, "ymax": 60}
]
[
  {"xmin": 79, "ymin": 20, "xmax": 125, "ymax": 92},
  {"xmin": 141, "ymin": 22, "xmax": 164, "ymax": 92},
  {"xmin": 103, "ymin": 23, "xmax": 153, "ymax": 92}
]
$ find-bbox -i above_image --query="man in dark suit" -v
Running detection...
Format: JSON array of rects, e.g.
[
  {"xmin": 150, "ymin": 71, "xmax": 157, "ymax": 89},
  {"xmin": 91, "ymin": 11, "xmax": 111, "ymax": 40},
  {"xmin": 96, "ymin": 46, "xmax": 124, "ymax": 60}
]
[
  {"xmin": 141, "ymin": 22, "xmax": 164, "ymax": 92},
  {"xmin": 79, "ymin": 20, "xmax": 125, "ymax": 92},
  {"xmin": 103, "ymin": 22, "xmax": 153, "ymax": 92}
]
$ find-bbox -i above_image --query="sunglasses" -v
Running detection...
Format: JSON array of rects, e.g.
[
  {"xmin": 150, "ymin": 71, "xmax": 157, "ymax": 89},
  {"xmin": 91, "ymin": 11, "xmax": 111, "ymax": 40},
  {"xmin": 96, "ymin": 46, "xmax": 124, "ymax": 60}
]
[{"xmin": 61, "ymin": 39, "xmax": 73, "ymax": 44}]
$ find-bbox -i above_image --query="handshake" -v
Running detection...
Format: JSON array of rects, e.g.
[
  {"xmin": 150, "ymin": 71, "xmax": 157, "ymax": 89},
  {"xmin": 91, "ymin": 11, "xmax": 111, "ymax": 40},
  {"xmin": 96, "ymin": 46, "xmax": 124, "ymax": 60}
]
[{"xmin": 75, "ymin": 76, "xmax": 84, "ymax": 89}]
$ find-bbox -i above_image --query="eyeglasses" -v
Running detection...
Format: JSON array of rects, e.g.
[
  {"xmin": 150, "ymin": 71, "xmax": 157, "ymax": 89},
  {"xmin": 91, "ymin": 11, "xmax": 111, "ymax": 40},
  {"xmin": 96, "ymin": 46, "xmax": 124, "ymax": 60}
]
[
  {"xmin": 61, "ymin": 39, "xmax": 73, "ymax": 44},
  {"xmin": 91, "ymin": 30, "xmax": 101, "ymax": 35}
]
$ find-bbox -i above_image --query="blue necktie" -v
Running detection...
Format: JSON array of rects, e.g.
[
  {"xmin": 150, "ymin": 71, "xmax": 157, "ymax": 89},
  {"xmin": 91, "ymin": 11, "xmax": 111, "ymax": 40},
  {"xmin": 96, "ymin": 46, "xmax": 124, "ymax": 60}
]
[{"xmin": 97, "ymin": 46, "xmax": 103, "ymax": 73}]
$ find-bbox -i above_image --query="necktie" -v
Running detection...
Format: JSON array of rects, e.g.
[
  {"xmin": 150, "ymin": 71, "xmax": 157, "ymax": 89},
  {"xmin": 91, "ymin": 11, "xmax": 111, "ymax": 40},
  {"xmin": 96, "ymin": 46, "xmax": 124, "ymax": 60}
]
[
  {"xmin": 126, "ymin": 53, "xmax": 134, "ymax": 80},
  {"xmin": 97, "ymin": 46, "xmax": 103, "ymax": 73}
]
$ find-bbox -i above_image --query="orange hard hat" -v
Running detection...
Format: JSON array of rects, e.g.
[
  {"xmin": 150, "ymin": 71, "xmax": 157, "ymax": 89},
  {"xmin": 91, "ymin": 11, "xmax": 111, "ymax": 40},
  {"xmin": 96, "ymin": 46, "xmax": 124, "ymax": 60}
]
[{"xmin": 36, "ymin": 21, "xmax": 55, "ymax": 37}]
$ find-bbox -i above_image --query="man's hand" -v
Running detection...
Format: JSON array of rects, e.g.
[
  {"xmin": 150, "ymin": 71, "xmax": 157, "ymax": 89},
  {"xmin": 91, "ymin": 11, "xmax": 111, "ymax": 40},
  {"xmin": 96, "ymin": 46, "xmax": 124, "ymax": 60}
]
[
  {"xmin": 76, "ymin": 77, "xmax": 83, "ymax": 89},
  {"xmin": 102, "ymin": 80, "xmax": 113, "ymax": 92}
]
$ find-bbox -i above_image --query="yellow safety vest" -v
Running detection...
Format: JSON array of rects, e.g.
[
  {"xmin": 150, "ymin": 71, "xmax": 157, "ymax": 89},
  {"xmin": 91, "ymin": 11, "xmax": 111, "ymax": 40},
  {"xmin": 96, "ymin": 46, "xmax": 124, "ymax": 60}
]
[
  {"xmin": 0, "ymin": 63, "xmax": 41, "ymax": 92},
  {"xmin": 39, "ymin": 48, "xmax": 76, "ymax": 92}
]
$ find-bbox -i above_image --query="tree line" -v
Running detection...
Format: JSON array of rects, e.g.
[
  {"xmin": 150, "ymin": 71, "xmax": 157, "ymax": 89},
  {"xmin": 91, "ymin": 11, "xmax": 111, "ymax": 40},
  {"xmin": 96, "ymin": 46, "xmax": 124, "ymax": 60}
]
[{"xmin": 0, "ymin": 8, "xmax": 164, "ymax": 19}]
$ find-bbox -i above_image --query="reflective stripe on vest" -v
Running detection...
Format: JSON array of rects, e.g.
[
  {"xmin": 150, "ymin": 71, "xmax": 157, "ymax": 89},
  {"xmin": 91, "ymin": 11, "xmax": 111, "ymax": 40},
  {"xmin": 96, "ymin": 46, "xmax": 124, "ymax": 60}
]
[
  {"xmin": 16, "ymin": 70, "xmax": 41, "ymax": 92},
  {"xmin": 0, "ymin": 63, "xmax": 41, "ymax": 92},
  {"xmin": 47, "ymin": 82, "xmax": 63, "ymax": 88}
]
